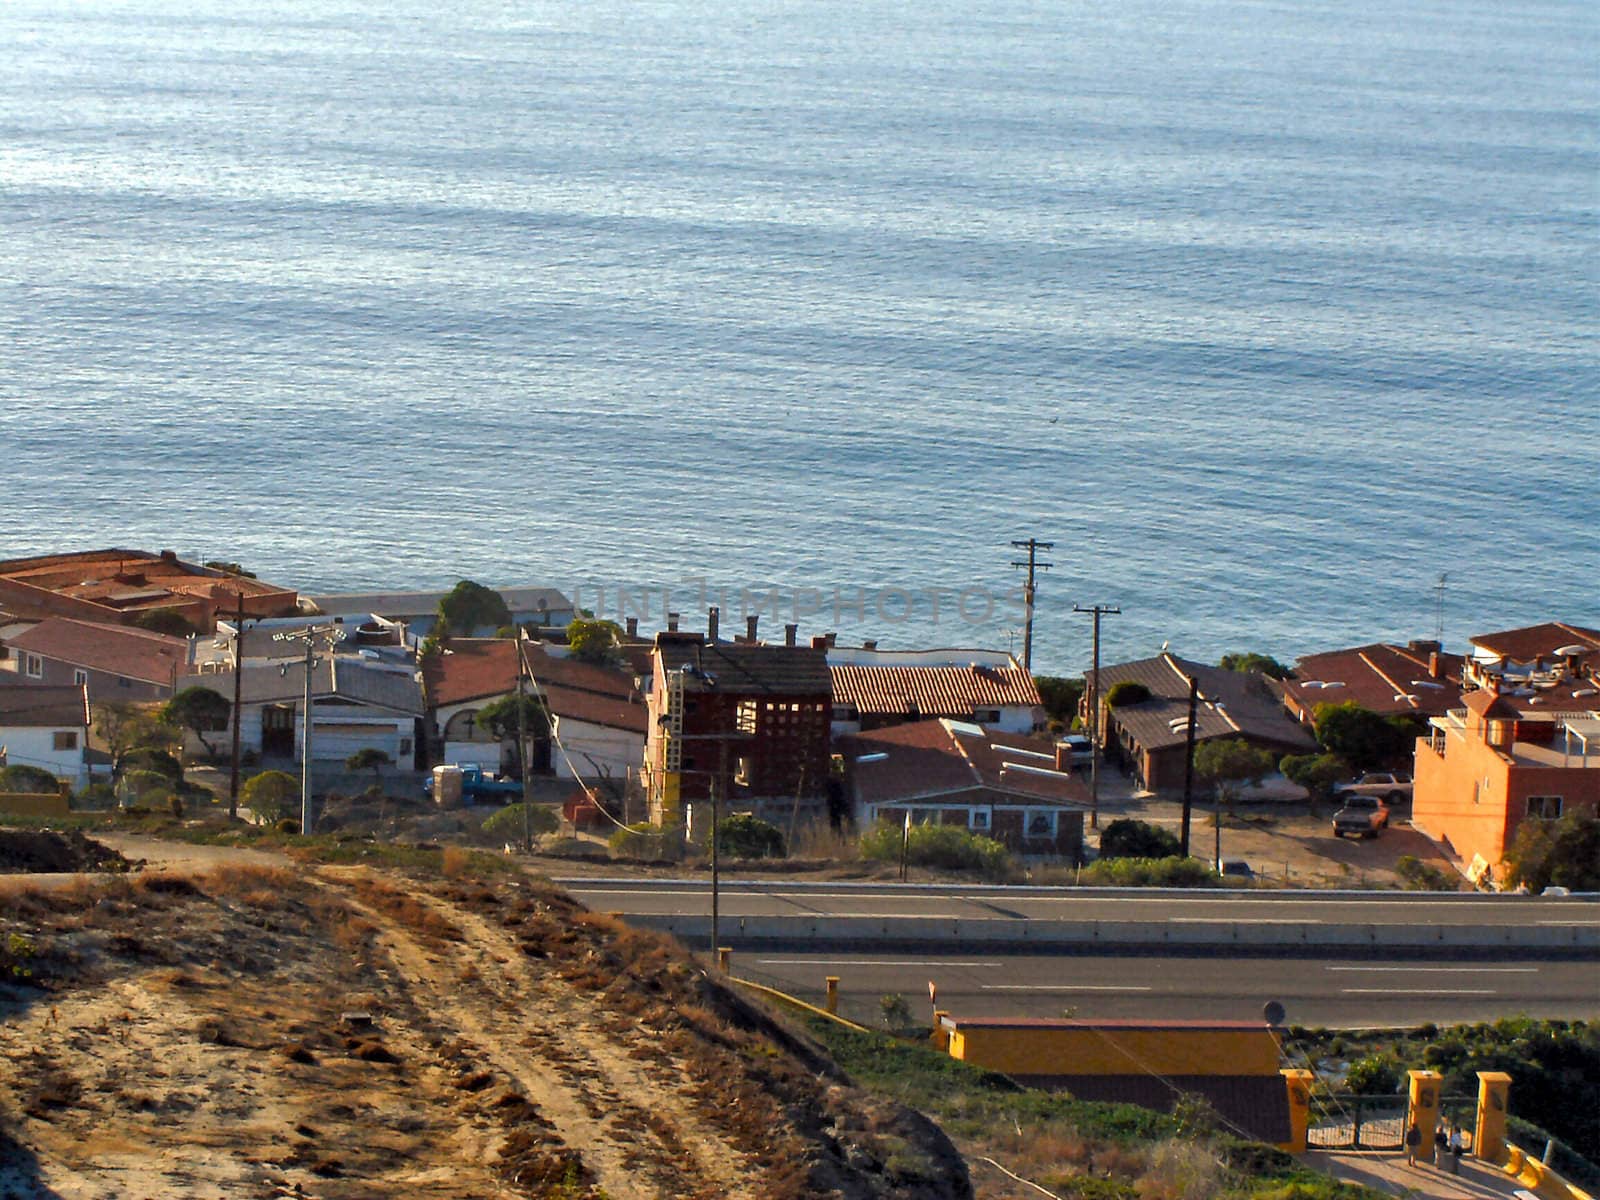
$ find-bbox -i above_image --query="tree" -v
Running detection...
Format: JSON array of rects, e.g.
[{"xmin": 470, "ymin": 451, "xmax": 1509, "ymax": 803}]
[
  {"xmin": 472, "ymin": 694, "xmax": 549, "ymax": 773},
  {"xmin": 709, "ymin": 813, "xmax": 786, "ymax": 859},
  {"xmin": 567, "ymin": 616, "xmax": 624, "ymax": 665},
  {"xmin": 1098, "ymin": 818, "xmax": 1181, "ymax": 859},
  {"xmin": 1105, "ymin": 681, "xmax": 1152, "ymax": 708},
  {"xmin": 1312, "ymin": 701, "xmax": 1412, "ymax": 771},
  {"xmin": 1504, "ymin": 813, "xmax": 1600, "ymax": 893},
  {"xmin": 133, "ymin": 609, "xmax": 194, "ymax": 638},
  {"xmin": 119, "ymin": 748, "xmax": 183, "ymax": 787},
  {"xmin": 97, "ymin": 702, "xmax": 181, "ymax": 768},
  {"xmin": 1034, "ymin": 675, "xmax": 1085, "ymax": 726},
  {"xmin": 241, "ymin": 770, "xmax": 298, "ymax": 824},
  {"xmin": 435, "ymin": 581, "xmax": 511, "ymax": 637},
  {"xmin": 1279, "ymin": 752, "xmax": 1350, "ymax": 804},
  {"xmin": 161, "ymin": 686, "xmax": 231, "ymax": 758},
  {"xmin": 345, "ymin": 747, "xmax": 392, "ymax": 791},
  {"xmin": 1218, "ymin": 652, "xmax": 1291, "ymax": 680},
  {"xmin": 1194, "ymin": 739, "xmax": 1277, "ymax": 803},
  {"xmin": 0, "ymin": 765, "xmax": 61, "ymax": 794}
]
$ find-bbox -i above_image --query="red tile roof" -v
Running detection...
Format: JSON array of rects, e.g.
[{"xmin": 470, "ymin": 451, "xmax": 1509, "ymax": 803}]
[
  {"xmin": 1284, "ymin": 642, "xmax": 1464, "ymax": 719},
  {"xmin": 1469, "ymin": 622, "xmax": 1600, "ymax": 663},
  {"xmin": 842, "ymin": 719, "xmax": 1087, "ymax": 808},
  {"xmin": 423, "ymin": 639, "xmax": 645, "ymax": 732},
  {"xmin": 0, "ymin": 549, "xmax": 297, "ymax": 622},
  {"xmin": 5, "ymin": 617, "xmax": 188, "ymax": 686},
  {"xmin": 830, "ymin": 662, "xmax": 1040, "ymax": 717}
]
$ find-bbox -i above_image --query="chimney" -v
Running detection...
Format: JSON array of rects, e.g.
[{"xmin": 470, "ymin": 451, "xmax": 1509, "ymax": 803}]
[
  {"xmin": 863, "ymin": 640, "xmax": 878, "ymax": 652},
  {"xmin": 159, "ymin": 549, "xmax": 178, "ymax": 564},
  {"xmin": 785, "ymin": 623, "xmax": 798, "ymax": 647},
  {"xmin": 825, "ymin": 632, "xmax": 837, "ymax": 648},
  {"xmin": 811, "ymin": 635, "xmax": 829, "ymax": 650},
  {"xmin": 625, "ymin": 616, "xmax": 638, "ymax": 639},
  {"xmin": 708, "ymin": 606, "xmax": 720, "ymax": 643},
  {"xmin": 667, "ymin": 612, "xmax": 680, "ymax": 633},
  {"xmin": 746, "ymin": 615, "xmax": 759, "ymax": 642},
  {"xmin": 1428, "ymin": 651, "xmax": 1442, "ymax": 680},
  {"xmin": 1054, "ymin": 741, "xmax": 1071, "ymax": 772}
]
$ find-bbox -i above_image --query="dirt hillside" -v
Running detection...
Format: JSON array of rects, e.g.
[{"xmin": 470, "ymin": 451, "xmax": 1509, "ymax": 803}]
[{"xmin": 0, "ymin": 858, "xmax": 970, "ymax": 1200}]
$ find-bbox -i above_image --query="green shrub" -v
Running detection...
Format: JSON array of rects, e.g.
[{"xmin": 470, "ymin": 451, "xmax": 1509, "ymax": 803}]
[
  {"xmin": 481, "ymin": 802, "xmax": 559, "ymax": 840},
  {"xmin": 1098, "ymin": 818, "xmax": 1180, "ymax": 860},
  {"xmin": 121, "ymin": 770, "xmax": 173, "ymax": 799},
  {"xmin": 242, "ymin": 770, "xmax": 299, "ymax": 824},
  {"xmin": 860, "ymin": 821, "xmax": 1014, "ymax": 879},
  {"xmin": 709, "ymin": 813, "xmax": 785, "ymax": 859},
  {"xmin": 607, "ymin": 823, "xmax": 682, "ymax": 861},
  {"xmin": 1396, "ymin": 854, "xmax": 1459, "ymax": 891},
  {"xmin": 1075, "ymin": 856, "xmax": 1222, "ymax": 888},
  {"xmin": 119, "ymin": 748, "xmax": 183, "ymax": 784},
  {"xmin": 0, "ymin": 764, "xmax": 61, "ymax": 794},
  {"xmin": 879, "ymin": 993, "xmax": 913, "ymax": 1028},
  {"xmin": 1105, "ymin": 681, "xmax": 1152, "ymax": 708},
  {"xmin": 1344, "ymin": 1054, "xmax": 1402, "ymax": 1095}
]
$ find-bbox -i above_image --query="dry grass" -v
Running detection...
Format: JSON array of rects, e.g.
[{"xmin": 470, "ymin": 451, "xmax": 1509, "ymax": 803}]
[{"xmin": 440, "ymin": 845, "xmax": 471, "ymax": 878}]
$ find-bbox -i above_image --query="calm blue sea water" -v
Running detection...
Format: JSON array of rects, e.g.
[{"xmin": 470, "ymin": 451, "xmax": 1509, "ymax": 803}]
[{"xmin": 1, "ymin": 0, "xmax": 1595, "ymax": 671}]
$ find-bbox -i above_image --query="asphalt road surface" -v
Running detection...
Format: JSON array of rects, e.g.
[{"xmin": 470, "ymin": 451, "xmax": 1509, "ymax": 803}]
[{"xmin": 730, "ymin": 950, "xmax": 1600, "ymax": 1029}]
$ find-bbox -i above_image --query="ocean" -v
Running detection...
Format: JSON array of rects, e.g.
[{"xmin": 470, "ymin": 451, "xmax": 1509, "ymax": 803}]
[{"xmin": 1, "ymin": 0, "xmax": 1595, "ymax": 671}]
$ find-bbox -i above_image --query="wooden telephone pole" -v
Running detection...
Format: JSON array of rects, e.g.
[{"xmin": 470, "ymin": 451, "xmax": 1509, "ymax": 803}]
[
  {"xmin": 1074, "ymin": 603, "xmax": 1120, "ymax": 830},
  {"xmin": 1009, "ymin": 538, "xmax": 1054, "ymax": 671}
]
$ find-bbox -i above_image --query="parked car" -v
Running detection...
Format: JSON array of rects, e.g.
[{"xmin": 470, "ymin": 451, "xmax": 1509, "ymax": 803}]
[
  {"xmin": 1332, "ymin": 771, "xmax": 1412, "ymax": 804},
  {"xmin": 1056, "ymin": 735, "xmax": 1093, "ymax": 769},
  {"xmin": 1216, "ymin": 858, "xmax": 1256, "ymax": 881},
  {"xmin": 1332, "ymin": 795, "xmax": 1390, "ymax": 838}
]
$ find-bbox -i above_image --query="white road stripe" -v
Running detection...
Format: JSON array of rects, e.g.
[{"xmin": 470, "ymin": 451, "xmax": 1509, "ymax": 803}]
[
  {"xmin": 1340, "ymin": 988, "xmax": 1498, "ymax": 996},
  {"xmin": 982, "ymin": 985, "xmax": 1153, "ymax": 992},
  {"xmin": 755, "ymin": 959, "xmax": 1002, "ymax": 967},
  {"xmin": 1170, "ymin": 917, "xmax": 1319, "ymax": 924},
  {"xmin": 1327, "ymin": 966, "xmax": 1537, "ymax": 974}
]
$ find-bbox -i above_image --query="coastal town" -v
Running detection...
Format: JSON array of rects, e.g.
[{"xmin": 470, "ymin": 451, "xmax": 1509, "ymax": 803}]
[
  {"xmin": 0, "ymin": 546, "xmax": 1595, "ymax": 894},
  {"xmin": 1, "ymin": 546, "xmax": 1597, "ymax": 1200}
]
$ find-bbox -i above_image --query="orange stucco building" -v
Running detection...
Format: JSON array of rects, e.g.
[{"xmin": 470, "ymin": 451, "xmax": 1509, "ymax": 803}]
[{"xmin": 1413, "ymin": 690, "xmax": 1600, "ymax": 881}]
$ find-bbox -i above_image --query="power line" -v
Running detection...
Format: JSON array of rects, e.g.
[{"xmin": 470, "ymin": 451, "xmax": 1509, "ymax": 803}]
[
  {"xmin": 1010, "ymin": 538, "xmax": 1054, "ymax": 671},
  {"xmin": 1074, "ymin": 603, "xmax": 1120, "ymax": 831}
]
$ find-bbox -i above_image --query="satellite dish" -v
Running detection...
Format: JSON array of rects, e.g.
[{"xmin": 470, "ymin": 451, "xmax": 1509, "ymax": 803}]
[
  {"xmin": 1553, "ymin": 644, "xmax": 1589, "ymax": 657},
  {"xmin": 1263, "ymin": 1000, "xmax": 1287, "ymax": 1027}
]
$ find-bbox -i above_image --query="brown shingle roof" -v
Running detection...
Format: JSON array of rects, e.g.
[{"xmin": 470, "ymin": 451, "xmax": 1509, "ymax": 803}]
[
  {"xmin": 6, "ymin": 617, "xmax": 188, "ymax": 686},
  {"xmin": 422, "ymin": 640, "xmax": 645, "ymax": 732},
  {"xmin": 830, "ymin": 662, "xmax": 1040, "ymax": 718},
  {"xmin": 1090, "ymin": 654, "xmax": 1316, "ymax": 753},
  {"xmin": 0, "ymin": 683, "xmax": 90, "ymax": 728},
  {"xmin": 655, "ymin": 635, "xmax": 830, "ymax": 696},
  {"xmin": 1285, "ymin": 642, "xmax": 1464, "ymax": 718},
  {"xmin": 1469, "ymin": 622, "xmax": 1600, "ymax": 663},
  {"xmin": 842, "ymin": 719, "xmax": 1087, "ymax": 808}
]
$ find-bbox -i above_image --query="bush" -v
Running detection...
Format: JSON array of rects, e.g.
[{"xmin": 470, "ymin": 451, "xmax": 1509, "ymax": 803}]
[
  {"xmin": 0, "ymin": 764, "xmax": 60, "ymax": 794},
  {"xmin": 1098, "ymin": 818, "xmax": 1180, "ymax": 860},
  {"xmin": 121, "ymin": 770, "xmax": 173, "ymax": 800},
  {"xmin": 860, "ymin": 821, "xmax": 1014, "ymax": 879},
  {"xmin": 1105, "ymin": 681, "xmax": 1152, "ymax": 708},
  {"xmin": 1075, "ymin": 856, "xmax": 1222, "ymax": 888},
  {"xmin": 1505, "ymin": 813, "xmax": 1600, "ymax": 893},
  {"xmin": 709, "ymin": 813, "xmax": 785, "ymax": 859},
  {"xmin": 607, "ymin": 823, "xmax": 682, "ymax": 861},
  {"xmin": 879, "ymin": 994, "xmax": 913, "ymax": 1028},
  {"xmin": 119, "ymin": 748, "xmax": 183, "ymax": 785},
  {"xmin": 1396, "ymin": 854, "xmax": 1459, "ymax": 892},
  {"xmin": 481, "ymin": 802, "xmax": 560, "ymax": 841},
  {"xmin": 74, "ymin": 781, "xmax": 117, "ymax": 809},
  {"xmin": 242, "ymin": 770, "xmax": 299, "ymax": 824},
  {"xmin": 1344, "ymin": 1054, "xmax": 1402, "ymax": 1095}
]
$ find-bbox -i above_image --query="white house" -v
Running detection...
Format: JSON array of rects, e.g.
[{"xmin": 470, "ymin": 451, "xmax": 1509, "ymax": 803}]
[
  {"xmin": 232, "ymin": 657, "xmax": 424, "ymax": 765},
  {"xmin": 0, "ymin": 683, "xmax": 90, "ymax": 788}
]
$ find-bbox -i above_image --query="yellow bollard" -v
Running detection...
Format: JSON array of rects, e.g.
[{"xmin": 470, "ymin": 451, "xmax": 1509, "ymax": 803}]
[
  {"xmin": 825, "ymin": 975, "xmax": 840, "ymax": 1015},
  {"xmin": 717, "ymin": 946, "xmax": 731, "ymax": 972},
  {"xmin": 1279, "ymin": 1069, "xmax": 1315, "ymax": 1154},
  {"xmin": 1474, "ymin": 1072, "xmax": 1511, "ymax": 1163},
  {"xmin": 1406, "ymin": 1071, "xmax": 1444, "ymax": 1164}
]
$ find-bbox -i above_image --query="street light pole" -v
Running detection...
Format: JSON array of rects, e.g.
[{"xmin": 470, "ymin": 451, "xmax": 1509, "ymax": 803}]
[
  {"xmin": 270, "ymin": 624, "xmax": 344, "ymax": 836},
  {"xmin": 711, "ymin": 736, "xmax": 727, "ymax": 958}
]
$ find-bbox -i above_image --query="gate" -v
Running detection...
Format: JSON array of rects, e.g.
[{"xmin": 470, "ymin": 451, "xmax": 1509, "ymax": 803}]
[{"xmin": 1307, "ymin": 1092, "xmax": 1411, "ymax": 1150}]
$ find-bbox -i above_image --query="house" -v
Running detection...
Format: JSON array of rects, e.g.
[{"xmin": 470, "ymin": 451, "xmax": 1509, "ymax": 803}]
[
  {"xmin": 644, "ymin": 626, "xmax": 831, "ymax": 831},
  {"xmin": 0, "ymin": 683, "xmax": 90, "ymax": 788},
  {"xmin": 232, "ymin": 657, "xmax": 425, "ymax": 767},
  {"xmin": 839, "ymin": 718, "xmax": 1086, "ymax": 859},
  {"xmin": 1411, "ymin": 622, "xmax": 1600, "ymax": 881},
  {"xmin": 0, "ymin": 548, "xmax": 299, "ymax": 631},
  {"xmin": 0, "ymin": 617, "xmax": 190, "ymax": 701},
  {"xmin": 1086, "ymin": 654, "xmax": 1316, "ymax": 793},
  {"xmin": 935, "ymin": 1017, "xmax": 1291, "ymax": 1144},
  {"xmin": 421, "ymin": 638, "xmax": 647, "ymax": 782},
  {"xmin": 305, "ymin": 587, "xmax": 575, "ymax": 638},
  {"xmin": 1281, "ymin": 639, "xmax": 1464, "ymax": 725},
  {"xmin": 190, "ymin": 613, "xmax": 414, "ymax": 673},
  {"xmin": 827, "ymin": 645, "xmax": 1043, "ymax": 737}
]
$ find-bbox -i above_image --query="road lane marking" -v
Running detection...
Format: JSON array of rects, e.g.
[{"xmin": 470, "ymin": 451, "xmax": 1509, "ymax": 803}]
[
  {"xmin": 1170, "ymin": 917, "xmax": 1319, "ymax": 924},
  {"xmin": 972, "ymin": 985, "xmax": 1152, "ymax": 998},
  {"xmin": 758, "ymin": 966, "xmax": 998, "ymax": 972},
  {"xmin": 1340, "ymin": 988, "xmax": 1498, "ymax": 996},
  {"xmin": 1327, "ymin": 966, "xmax": 1537, "ymax": 974}
]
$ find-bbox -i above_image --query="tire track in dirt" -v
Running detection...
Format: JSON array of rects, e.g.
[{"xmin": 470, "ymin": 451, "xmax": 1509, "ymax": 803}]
[{"xmin": 317, "ymin": 867, "xmax": 758, "ymax": 1200}]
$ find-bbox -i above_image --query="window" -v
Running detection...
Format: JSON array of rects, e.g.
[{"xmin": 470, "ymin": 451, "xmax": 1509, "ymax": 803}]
[
  {"xmin": 24, "ymin": 654, "xmax": 42, "ymax": 678},
  {"xmin": 1527, "ymin": 796, "xmax": 1563, "ymax": 820},
  {"xmin": 53, "ymin": 731, "xmax": 78, "ymax": 751},
  {"xmin": 973, "ymin": 708, "xmax": 1001, "ymax": 724},
  {"xmin": 1028, "ymin": 812, "xmax": 1056, "ymax": 837},
  {"xmin": 117, "ymin": 676, "xmax": 132, "ymax": 688},
  {"xmin": 398, "ymin": 737, "xmax": 412, "ymax": 757},
  {"xmin": 969, "ymin": 810, "xmax": 990, "ymax": 831},
  {"xmin": 73, "ymin": 669, "xmax": 88, "ymax": 686}
]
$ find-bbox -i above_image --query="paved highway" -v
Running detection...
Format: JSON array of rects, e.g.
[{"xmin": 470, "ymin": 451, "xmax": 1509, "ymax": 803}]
[
  {"xmin": 557, "ymin": 878, "xmax": 1600, "ymax": 930},
  {"xmin": 729, "ymin": 950, "xmax": 1600, "ymax": 1029}
]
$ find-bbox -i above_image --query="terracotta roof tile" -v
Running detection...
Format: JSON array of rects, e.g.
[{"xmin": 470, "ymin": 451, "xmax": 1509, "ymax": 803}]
[
  {"xmin": 842, "ymin": 719, "xmax": 1086, "ymax": 808},
  {"xmin": 1285, "ymin": 642, "xmax": 1464, "ymax": 718},
  {"xmin": 830, "ymin": 662, "xmax": 1040, "ymax": 717},
  {"xmin": 5, "ymin": 617, "xmax": 188, "ymax": 686}
]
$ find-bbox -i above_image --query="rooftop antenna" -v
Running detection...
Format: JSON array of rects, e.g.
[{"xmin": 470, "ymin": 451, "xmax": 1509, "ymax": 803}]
[{"xmin": 1434, "ymin": 573, "xmax": 1448, "ymax": 645}]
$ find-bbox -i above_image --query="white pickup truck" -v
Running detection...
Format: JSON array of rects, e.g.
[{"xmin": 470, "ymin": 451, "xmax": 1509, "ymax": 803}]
[{"xmin": 1331, "ymin": 771, "xmax": 1413, "ymax": 804}]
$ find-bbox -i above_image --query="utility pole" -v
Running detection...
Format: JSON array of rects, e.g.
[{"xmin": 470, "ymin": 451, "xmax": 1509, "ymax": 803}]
[
  {"xmin": 271, "ymin": 624, "xmax": 343, "ymax": 836},
  {"xmin": 1434, "ymin": 573, "xmax": 1448, "ymax": 646},
  {"xmin": 516, "ymin": 633, "xmax": 533, "ymax": 852},
  {"xmin": 1180, "ymin": 671, "xmax": 1198, "ymax": 857},
  {"xmin": 711, "ymin": 735, "xmax": 727, "ymax": 958},
  {"xmin": 1074, "ymin": 603, "xmax": 1120, "ymax": 830},
  {"xmin": 1010, "ymin": 538, "xmax": 1054, "ymax": 671},
  {"xmin": 228, "ymin": 593, "xmax": 245, "ymax": 821}
]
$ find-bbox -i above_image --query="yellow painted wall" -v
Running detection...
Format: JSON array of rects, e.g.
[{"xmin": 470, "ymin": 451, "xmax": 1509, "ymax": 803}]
[
  {"xmin": 947, "ymin": 1024, "xmax": 1279, "ymax": 1077},
  {"xmin": 0, "ymin": 791, "xmax": 71, "ymax": 817},
  {"xmin": 1280, "ymin": 1069, "xmax": 1314, "ymax": 1153}
]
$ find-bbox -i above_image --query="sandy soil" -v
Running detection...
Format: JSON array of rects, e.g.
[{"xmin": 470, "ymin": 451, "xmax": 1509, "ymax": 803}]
[{"xmin": 0, "ymin": 860, "xmax": 969, "ymax": 1200}]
